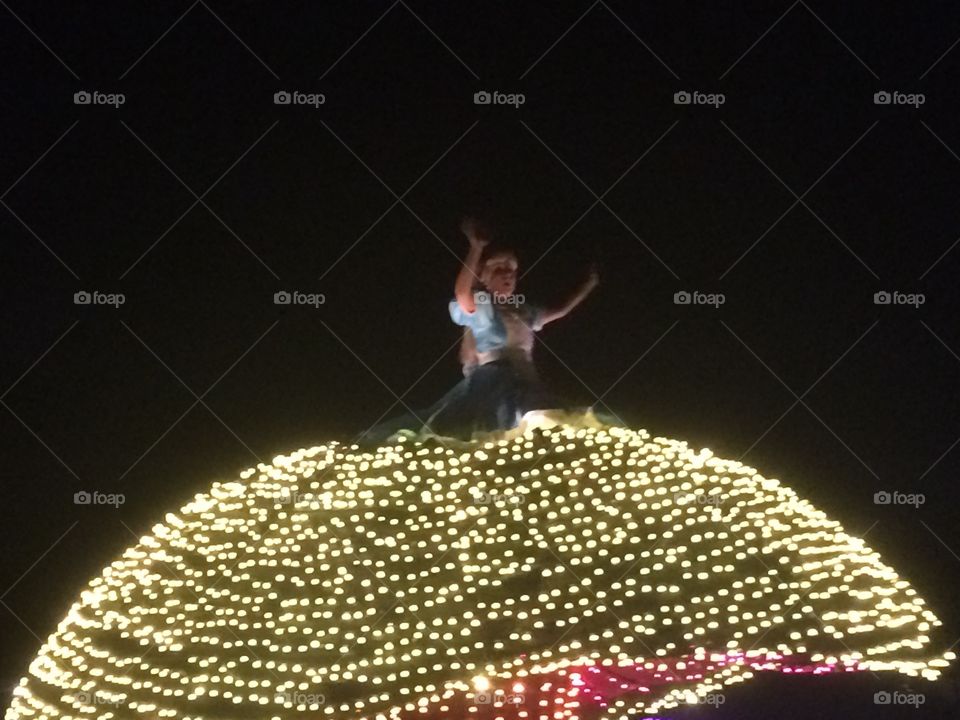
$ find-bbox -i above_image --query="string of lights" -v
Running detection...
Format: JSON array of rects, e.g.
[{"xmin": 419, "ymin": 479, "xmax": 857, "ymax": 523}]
[{"xmin": 5, "ymin": 415, "xmax": 953, "ymax": 719}]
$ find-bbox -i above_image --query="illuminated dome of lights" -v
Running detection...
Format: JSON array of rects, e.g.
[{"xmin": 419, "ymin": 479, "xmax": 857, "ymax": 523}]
[{"xmin": 6, "ymin": 412, "xmax": 954, "ymax": 720}]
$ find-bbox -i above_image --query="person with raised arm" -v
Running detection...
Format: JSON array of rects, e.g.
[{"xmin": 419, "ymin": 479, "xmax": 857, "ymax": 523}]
[{"xmin": 362, "ymin": 217, "xmax": 600, "ymax": 442}]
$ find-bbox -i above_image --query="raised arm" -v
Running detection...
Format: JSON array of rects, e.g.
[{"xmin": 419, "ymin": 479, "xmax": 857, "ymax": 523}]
[
  {"xmin": 454, "ymin": 218, "xmax": 488, "ymax": 314},
  {"xmin": 538, "ymin": 264, "xmax": 600, "ymax": 327}
]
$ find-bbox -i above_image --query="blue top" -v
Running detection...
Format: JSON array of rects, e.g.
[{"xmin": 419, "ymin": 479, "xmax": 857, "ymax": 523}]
[{"xmin": 449, "ymin": 291, "xmax": 543, "ymax": 360}]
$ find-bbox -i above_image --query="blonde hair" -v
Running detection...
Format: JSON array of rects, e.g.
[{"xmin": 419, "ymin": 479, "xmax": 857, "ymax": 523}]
[{"xmin": 479, "ymin": 249, "xmax": 518, "ymax": 287}]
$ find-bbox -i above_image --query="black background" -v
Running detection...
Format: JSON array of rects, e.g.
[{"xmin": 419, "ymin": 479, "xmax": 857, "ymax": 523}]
[{"xmin": 2, "ymin": 1, "xmax": 960, "ymax": 717}]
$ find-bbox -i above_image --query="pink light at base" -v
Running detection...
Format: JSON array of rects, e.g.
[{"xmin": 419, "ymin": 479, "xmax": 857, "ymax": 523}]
[{"xmin": 399, "ymin": 650, "xmax": 864, "ymax": 719}]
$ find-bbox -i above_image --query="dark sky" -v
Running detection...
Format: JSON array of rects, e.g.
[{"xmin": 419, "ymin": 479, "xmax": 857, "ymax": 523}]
[{"xmin": 2, "ymin": 1, "xmax": 960, "ymax": 717}]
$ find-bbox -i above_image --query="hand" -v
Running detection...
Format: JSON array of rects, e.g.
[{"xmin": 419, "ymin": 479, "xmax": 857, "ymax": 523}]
[
  {"xmin": 460, "ymin": 217, "xmax": 489, "ymax": 249},
  {"xmin": 585, "ymin": 262, "xmax": 600, "ymax": 289}
]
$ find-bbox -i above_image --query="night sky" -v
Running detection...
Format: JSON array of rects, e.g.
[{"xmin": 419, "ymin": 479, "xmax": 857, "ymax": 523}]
[{"xmin": 3, "ymin": 1, "xmax": 960, "ymax": 717}]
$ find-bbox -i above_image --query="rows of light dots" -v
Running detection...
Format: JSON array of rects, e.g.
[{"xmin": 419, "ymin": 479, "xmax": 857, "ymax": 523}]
[{"xmin": 5, "ymin": 420, "xmax": 954, "ymax": 720}]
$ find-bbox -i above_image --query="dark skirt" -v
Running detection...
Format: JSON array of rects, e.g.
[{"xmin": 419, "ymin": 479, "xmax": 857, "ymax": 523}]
[{"xmin": 359, "ymin": 359, "xmax": 571, "ymax": 444}]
